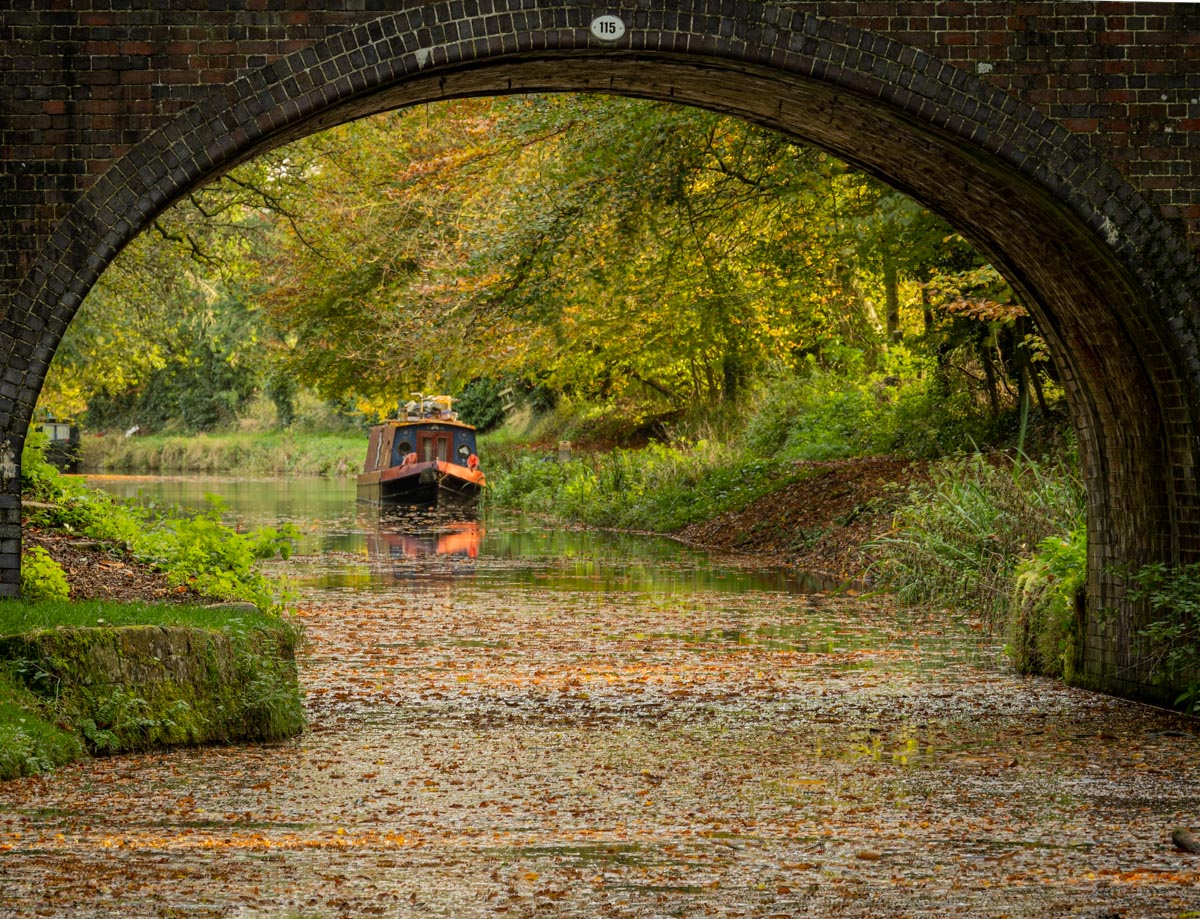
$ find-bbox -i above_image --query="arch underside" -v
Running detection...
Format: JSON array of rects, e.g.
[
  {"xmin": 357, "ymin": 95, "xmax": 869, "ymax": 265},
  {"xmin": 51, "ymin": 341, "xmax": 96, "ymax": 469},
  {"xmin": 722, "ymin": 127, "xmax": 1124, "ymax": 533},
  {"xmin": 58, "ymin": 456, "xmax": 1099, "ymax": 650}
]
[{"xmin": 6, "ymin": 22, "xmax": 1199, "ymax": 698}]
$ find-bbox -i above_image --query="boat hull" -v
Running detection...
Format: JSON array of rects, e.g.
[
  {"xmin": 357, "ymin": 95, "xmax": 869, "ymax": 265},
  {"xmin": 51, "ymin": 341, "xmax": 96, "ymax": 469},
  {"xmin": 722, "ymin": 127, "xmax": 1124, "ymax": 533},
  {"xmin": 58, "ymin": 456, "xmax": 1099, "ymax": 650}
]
[{"xmin": 357, "ymin": 459, "xmax": 485, "ymax": 507}]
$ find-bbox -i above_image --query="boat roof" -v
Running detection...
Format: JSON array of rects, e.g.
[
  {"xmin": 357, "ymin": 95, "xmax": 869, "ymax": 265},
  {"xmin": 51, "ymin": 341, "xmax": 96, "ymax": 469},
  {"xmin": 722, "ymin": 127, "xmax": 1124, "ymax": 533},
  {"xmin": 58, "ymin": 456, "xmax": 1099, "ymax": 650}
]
[{"xmin": 375, "ymin": 417, "xmax": 477, "ymax": 431}]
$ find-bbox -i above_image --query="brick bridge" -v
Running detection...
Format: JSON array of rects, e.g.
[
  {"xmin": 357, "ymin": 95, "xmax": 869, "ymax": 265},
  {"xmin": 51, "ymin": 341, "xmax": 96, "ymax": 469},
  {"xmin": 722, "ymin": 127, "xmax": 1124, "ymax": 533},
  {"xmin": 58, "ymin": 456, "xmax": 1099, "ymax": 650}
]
[{"xmin": 1, "ymin": 2, "xmax": 1198, "ymax": 702}]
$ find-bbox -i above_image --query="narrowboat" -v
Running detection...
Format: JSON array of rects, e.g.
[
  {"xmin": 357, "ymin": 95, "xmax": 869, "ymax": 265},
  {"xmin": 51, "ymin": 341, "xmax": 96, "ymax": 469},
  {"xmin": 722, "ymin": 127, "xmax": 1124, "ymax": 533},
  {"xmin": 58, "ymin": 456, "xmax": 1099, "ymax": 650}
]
[{"xmin": 356, "ymin": 396, "xmax": 486, "ymax": 506}]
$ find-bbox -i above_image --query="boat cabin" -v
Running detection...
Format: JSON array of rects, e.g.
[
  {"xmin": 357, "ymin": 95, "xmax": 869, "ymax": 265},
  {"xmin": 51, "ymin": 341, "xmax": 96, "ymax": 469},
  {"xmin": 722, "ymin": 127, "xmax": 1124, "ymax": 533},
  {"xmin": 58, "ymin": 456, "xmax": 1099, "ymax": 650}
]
[
  {"xmin": 40, "ymin": 420, "xmax": 81, "ymax": 473},
  {"xmin": 362, "ymin": 419, "xmax": 480, "ymax": 475}
]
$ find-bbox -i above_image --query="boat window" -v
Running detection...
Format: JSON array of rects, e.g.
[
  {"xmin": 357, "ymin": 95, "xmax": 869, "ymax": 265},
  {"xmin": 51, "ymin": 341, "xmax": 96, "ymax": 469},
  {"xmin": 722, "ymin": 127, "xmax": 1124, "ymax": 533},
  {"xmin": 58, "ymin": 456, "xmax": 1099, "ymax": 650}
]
[
  {"xmin": 397, "ymin": 441, "xmax": 412, "ymax": 455},
  {"xmin": 457, "ymin": 444, "xmax": 470, "ymax": 460},
  {"xmin": 437, "ymin": 439, "xmax": 449, "ymax": 461}
]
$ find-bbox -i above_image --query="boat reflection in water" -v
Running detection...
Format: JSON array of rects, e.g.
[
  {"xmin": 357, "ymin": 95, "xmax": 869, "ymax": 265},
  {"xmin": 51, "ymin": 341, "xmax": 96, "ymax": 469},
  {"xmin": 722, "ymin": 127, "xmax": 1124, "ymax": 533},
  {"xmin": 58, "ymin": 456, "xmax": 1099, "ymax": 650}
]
[{"xmin": 360, "ymin": 507, "xmax": 484, "ymax": 573}]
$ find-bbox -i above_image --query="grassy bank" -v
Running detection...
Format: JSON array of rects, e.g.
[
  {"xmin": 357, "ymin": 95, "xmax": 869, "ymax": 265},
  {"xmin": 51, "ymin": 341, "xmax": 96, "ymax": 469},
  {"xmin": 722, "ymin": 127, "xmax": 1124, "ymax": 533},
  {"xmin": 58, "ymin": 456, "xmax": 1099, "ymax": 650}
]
[
  {"xmin": 484, "ymin": 364, "xmax": 1060, "ymax": 536},
  {"xmin": 2, "ymin": 435, "xmax": 305, "ymax": 780},
  {"xmin": 489, "ymin": 440, "xmax": 811, "ymax": 532},
  {"xmin": 83, "ymin": 430, "xmax": 363, "ymax": 477}
]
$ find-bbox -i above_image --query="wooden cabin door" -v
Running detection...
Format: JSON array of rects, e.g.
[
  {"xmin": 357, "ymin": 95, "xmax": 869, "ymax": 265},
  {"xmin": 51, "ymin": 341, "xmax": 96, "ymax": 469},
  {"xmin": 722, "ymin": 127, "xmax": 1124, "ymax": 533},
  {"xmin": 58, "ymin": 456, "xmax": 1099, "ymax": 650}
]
[{"xmin": 418, "ymin": 432, "xmax": 452, "ymax": 462}]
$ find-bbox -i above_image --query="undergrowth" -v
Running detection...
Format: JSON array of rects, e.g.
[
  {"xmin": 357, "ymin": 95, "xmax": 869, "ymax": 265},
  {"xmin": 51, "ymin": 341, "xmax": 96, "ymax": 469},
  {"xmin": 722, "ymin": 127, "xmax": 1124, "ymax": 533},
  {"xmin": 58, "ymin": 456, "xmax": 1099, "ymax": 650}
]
[
  {"xmin": 488, "ymin": 440, "xmax": 803, "ymax": 531},
  {"xmin": 22, "ymin": 430, "xmax": 296, "ymax": 611},
  {"xmin": 740, "ymin": 359, "xmax": 994, "ymax": 462},
  {"xmin": 486, "ymin": 355, "xmax": 1046, "ymax": 534},
  {"xmin": 865, "ymin": 451, "xmax": 1084, "ymax": 628}
]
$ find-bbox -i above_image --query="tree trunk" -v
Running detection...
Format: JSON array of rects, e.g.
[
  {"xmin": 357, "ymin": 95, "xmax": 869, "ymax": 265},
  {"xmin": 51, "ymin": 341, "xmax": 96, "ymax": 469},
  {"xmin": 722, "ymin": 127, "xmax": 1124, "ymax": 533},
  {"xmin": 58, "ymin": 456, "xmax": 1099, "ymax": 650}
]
[
  {"xmin": 721, "ymin": 354, "xmax": 743, "ymax": 404},
  {"xmin": 1029, "ymin": 364, "xmax": 1049, "ymax": 414},
  {"xmin": 980, "ymin": 340, "xmax": 1002, "ymax": 417},
  {"xmin": 1015, "ymin": 317, "xmax": 1051, "ymax": 415},
  {"xmin": 884, "ymin": 260, "xmax": 901, "ymax": 343}
]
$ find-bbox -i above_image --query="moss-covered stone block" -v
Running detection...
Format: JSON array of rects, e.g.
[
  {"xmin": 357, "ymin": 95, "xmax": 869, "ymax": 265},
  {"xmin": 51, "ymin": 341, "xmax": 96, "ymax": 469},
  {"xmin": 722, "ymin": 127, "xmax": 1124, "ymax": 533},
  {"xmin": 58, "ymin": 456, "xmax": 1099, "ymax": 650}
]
[{"xmin": 0, "ymin": 624, "xmax": 304, "ymax": 755}]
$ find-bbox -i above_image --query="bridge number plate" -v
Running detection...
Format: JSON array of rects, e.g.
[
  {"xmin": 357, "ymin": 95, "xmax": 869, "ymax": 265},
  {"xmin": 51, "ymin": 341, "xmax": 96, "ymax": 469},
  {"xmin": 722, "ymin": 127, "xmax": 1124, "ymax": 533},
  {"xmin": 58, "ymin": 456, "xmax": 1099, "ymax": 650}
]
[{"xmin": 590, "ymin": 15, "xmax": 626, "ymax": 41}]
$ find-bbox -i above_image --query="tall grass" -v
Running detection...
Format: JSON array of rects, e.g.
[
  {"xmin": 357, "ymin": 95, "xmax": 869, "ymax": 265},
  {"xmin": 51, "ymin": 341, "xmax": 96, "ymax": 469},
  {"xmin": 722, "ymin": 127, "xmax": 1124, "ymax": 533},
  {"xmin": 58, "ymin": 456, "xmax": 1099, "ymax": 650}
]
[
  {"xmin": 83, "ymin": 430, "xmax": 362, "ymax": 476},
  {"xmin": 866, "ymin": 451, "xmax": 1085, "ymax": 627}
]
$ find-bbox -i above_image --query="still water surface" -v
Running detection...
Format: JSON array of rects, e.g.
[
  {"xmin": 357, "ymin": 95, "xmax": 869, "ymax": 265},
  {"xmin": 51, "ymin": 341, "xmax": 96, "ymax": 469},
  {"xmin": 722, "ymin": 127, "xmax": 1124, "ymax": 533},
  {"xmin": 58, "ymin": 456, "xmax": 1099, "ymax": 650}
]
[
  {"xmin": 0, "ymin": 474, "xmax": 1196, "ymax": 917},
  {"xmin": 86, "ymin": 474, "xmax": 841, "ymax": 594}
]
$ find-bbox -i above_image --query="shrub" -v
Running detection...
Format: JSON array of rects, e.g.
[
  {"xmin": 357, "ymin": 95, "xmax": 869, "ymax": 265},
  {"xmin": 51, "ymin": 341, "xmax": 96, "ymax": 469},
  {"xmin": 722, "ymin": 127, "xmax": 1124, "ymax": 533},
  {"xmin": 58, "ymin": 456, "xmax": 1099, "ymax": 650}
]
[
  {"xmin": 20, "ymin": 547, "xmax": 70, "ymax": 601},
  {"xmin": 521, "ymin": 397, "xmax": 672, "ymax": 449},
  {"xmin": 454, "ymin": 377, "xmax": 513, "ymax": 432},
  {"xmin": 22, "ymin": 435, "xmax": 296, "ymax": 611},
  {"xmin": 1129, "ymin": 562, "xmax": 1200, "ymax": 713}
]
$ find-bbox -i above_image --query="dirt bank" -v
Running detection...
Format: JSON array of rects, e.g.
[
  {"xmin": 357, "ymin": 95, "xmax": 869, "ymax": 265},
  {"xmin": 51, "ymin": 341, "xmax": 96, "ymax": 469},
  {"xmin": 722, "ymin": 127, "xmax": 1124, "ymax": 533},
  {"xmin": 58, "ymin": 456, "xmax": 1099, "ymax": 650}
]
[
  {"xmin": 675, "ymin": 455, "xmax": 928, "ymax": 581},
  {"xmin": 24, "ymin": 529, "xmax": 206, "ymax": 604}
]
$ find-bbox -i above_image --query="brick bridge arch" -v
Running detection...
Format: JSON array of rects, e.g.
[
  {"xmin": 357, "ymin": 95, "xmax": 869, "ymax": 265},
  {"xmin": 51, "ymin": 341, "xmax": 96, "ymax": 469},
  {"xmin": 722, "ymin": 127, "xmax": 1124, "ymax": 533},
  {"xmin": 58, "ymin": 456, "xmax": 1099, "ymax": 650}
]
[{"xmin": 1, "ymin": 2, "xmax": 1198, "ymax": 702}]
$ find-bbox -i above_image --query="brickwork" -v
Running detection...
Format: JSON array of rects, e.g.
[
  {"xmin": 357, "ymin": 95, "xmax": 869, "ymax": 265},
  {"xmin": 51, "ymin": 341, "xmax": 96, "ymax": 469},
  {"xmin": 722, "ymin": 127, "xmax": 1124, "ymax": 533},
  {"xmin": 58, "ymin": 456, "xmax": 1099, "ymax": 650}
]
[{"xmin": 0, "ymin": 1, "xmax": 1198, "ymax": 702}]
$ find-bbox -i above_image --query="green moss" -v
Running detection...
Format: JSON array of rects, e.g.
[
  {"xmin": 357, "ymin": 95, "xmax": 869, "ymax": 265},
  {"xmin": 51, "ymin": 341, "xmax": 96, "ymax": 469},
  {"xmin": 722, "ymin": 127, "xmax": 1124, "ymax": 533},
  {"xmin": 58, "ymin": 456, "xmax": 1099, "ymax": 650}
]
[
  {"xmin": 0, "ymin": 609, "xmax": 305, "ymax": 776},
  {"xmin": 1007, "ymin": 525, "xmax": 1088, "ymax": 682}
]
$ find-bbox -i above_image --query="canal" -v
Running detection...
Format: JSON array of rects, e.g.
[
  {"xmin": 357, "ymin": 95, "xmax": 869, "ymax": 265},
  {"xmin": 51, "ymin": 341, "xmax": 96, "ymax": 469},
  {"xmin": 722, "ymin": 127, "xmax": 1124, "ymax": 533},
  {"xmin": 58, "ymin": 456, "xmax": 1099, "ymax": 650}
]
[{"xmin": 1, "ymin": 475, "xmax": 1198, "ymax": 917}]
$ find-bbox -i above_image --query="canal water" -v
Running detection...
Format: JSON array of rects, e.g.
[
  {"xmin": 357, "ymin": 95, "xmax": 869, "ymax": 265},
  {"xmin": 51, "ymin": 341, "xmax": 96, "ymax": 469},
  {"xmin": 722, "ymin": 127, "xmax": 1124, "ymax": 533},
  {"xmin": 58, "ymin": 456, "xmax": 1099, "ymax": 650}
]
[{"xmin": 1, "ymin": 475, "xmax": 1198, "ymax": 917}]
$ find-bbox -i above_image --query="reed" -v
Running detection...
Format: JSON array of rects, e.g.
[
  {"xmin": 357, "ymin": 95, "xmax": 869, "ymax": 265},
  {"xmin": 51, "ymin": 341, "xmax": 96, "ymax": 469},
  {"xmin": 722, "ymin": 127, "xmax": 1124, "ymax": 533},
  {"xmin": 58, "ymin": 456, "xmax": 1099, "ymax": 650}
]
[{"xmin": 867, "ymin": 451, "xmax": 1084, "ymax": 627}]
